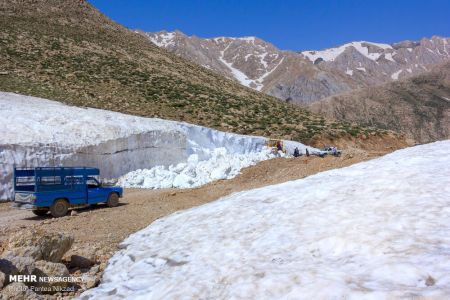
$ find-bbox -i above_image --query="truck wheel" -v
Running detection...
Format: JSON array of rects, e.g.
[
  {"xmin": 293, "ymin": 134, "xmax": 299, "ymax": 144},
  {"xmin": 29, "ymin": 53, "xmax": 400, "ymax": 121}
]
[
  {"xmin": 107, "ymin": 193, "xmax": 119, "ymax": 208},
  {"xmin": 50, "ymin": 199, "xmax": 69, "ymax": 218},
  {"xmin": 32, "ymin": 209, "xmax": 48, "ymax": 216}
]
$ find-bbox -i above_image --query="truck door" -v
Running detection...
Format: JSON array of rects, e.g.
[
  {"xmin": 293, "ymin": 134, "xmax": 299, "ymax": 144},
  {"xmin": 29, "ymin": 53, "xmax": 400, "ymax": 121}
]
[{"xmin": 86, "ymin": 177, "xmax": 108, "ymax": 204}]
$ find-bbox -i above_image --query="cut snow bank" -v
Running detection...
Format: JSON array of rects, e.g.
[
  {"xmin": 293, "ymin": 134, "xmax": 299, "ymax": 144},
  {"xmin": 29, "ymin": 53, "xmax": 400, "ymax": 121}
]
[
  {"xmin": 0, "ymin": 92, "xmax": 311, "ymax": 200},
  {"xmin": 81, "ymin": 140, "xmax": 450, "ymax": 299}
]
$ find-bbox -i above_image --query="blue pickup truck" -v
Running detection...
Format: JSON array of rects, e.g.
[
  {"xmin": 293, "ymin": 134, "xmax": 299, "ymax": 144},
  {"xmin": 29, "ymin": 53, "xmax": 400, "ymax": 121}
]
[{"xmin": 12, "ymin": 167, "xmax": 123, "ymax": 218}]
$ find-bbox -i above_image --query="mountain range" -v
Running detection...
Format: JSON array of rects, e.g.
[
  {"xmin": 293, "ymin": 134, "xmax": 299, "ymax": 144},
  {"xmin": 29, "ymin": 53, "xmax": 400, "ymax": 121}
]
[{"xmin": 144, "ymin": 30, "xmax": 450, "ymax": 104}]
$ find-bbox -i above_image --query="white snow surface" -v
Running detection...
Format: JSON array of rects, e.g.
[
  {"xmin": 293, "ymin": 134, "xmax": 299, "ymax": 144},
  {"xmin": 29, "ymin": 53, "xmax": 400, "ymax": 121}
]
[
  {"xmin": 0, "ymin": 92, "xmax": 178, "ymax": 147},
  {"xmin": 391, "ymin": 69, "xmax": 403, "ymax": 80},
  {"xmin": 118, "ymin": 147, "xmax": 280, "ymax": 189},
  {"xmin": 302, "ymin": 41, "xmax": 393, "ymax": 62},
  {"xmin": 80, "ymin": 140, "xmax": 450, "ymax": 299},
  {"xmin": 218, "ymin": 44, "xmax": 284, "ymax": 91},
  {"xmin": 385, "ymin": 52, "xmax": 395, "ymax": 62},
  {"xmin": 219, "ymin": 45, "xmax": 254, "ymax": 87},
  {"xmin": 149, "ymin": 32, "xmax": 175, "ymax": 48}
]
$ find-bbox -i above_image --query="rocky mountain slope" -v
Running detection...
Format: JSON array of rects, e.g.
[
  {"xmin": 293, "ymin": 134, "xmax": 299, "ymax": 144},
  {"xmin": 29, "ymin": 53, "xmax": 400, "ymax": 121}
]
[
  {"xmin": 309, "ymin": 63, "xmax": 450, "ymax": 143},
  {"xmin": 145, "ymin": 31, "xmax": 450, "ymax": 104},
  {"xmin": 0, "ymin": 0, "xmax": 397, "ymax": 146}
]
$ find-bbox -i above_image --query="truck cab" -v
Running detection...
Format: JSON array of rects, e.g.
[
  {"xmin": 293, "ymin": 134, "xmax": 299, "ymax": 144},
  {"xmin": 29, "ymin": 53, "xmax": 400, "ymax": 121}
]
[
  {"xmin": 321, "ymin": 146, "xmax": 342, "ymax": 157},
  {"xmin": 12, "ymin": 167, "xmax": 123, "ymax": 217}
]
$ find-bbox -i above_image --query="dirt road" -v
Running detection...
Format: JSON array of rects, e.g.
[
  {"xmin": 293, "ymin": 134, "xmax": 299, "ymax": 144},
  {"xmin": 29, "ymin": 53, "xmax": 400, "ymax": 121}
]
[{"xmin": 0, "ymin": 151, "xmax": 383, "ymax": 257}]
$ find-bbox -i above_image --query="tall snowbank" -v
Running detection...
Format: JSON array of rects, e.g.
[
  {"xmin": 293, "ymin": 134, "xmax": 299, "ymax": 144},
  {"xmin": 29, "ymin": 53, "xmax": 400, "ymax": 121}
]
[
  {"xmin": 0, "ymin": 92, "xmax": 311, "ymax": 200},
  {"xmin": 81, "ymin": 140, "xmax": 450, "ymax": 299}
]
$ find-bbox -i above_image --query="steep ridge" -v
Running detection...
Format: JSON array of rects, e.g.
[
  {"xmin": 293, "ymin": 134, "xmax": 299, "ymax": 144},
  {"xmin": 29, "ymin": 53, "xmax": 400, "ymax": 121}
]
[
  {"xmin": 309, "ymin": 63, "xmax": 450, "ymax": 143},
  {"xmin": 145, "ymin": 31, "xmax": 450, "ymax": 104},
  {"xmin": 0, "ymin": 0, "xmax": 387, "ymax": 144}
]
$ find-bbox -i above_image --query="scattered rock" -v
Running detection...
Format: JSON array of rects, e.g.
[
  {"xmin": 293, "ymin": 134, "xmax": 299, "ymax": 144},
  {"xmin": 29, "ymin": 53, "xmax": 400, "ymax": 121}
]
[
  {"xmin": 0, "ymin": 258, "xmax": 16, "ymax": 279},
  {"xmin": 98, "ymin": 262, "xmax": 107, "ymax": 272},
  {"xmin": 70, "ymin": 210, "xmax": 78, "ymax": 217},
  {"xmin": 425, "ymin": 275, "xmax": 436, "ymax": 286},
  {"xmin": 4, "ymin": 229, "xmax": 73, "ymax": 262},
  {"xmin": 33, "ymin": 260, "xmax": 70, "ymax": 293},
  {"xmin": 70, "ymin": 254, "xmax": 95, "ymax": 269},
  {"xmin": 0, "ymin": 271, "xmax": 5, "ymax": 289},
  {"xmin": 0, "ymin": 255, "xmax": 35, "ymax": 281},
  {"xmin": 0, "ymin": 282, "xmax": 41, "ymax": 300},
  {"xmin": 84, "ymin": 275, "xmax": 99, "ymax": 289},
  {"xmin": 88, "ymin": 265, "xmax": 100, "ymax": 275}
]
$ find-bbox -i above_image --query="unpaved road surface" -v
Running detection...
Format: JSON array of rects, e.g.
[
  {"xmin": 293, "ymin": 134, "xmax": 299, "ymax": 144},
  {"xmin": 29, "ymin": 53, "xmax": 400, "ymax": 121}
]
[{"xmin": 0, "ymin": 151, "xmax": 382, "ymax": 256}]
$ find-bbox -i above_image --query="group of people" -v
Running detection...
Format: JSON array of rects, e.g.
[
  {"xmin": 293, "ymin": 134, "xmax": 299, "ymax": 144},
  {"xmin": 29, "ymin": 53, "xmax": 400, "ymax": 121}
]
[{"xmin": 293, "ymin": 147, "xmax": 309, "ymax": 158}]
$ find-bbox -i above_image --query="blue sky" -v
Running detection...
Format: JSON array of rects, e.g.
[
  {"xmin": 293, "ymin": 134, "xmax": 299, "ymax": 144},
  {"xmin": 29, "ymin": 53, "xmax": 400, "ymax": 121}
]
[{"xmin": 89, "ymin": 0, "xmax": 450, "ymax": 51}]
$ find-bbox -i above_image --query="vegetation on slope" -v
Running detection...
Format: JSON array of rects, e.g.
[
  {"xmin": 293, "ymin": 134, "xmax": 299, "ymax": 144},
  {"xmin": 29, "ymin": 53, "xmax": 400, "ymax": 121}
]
[
  {"xmin": 0, "ymin": 0, "xmax": 389, "ymax": 144},
  {"xmin": 310, "ymin": 63, "xmax": 450, "ymax": 143}
]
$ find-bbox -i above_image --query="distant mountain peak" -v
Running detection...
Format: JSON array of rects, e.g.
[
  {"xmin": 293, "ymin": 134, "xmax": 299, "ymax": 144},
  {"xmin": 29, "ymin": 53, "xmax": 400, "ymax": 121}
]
[{"xmin": 142, "ymin": 30, "xmax": 450, "ymax": 104}]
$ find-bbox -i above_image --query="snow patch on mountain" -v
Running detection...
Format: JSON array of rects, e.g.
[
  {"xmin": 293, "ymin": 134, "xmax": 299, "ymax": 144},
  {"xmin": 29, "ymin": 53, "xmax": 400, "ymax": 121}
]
[
  {"xmin": 219, "ymin": 45, "xmax": 254, "ymax": 87},
  {"xmin": 302, "ymin": 41, "xmax": 393, "ymax": 62},
  {"xmin": 391, "ymin": 69, "xmax": 403, "ymax": 80},
  {"xmin": 149, "ymin": 31, "xmax": 175, "ymax": 48},
  {"xmin": 385, "ymin": 53, "xmax": 395, "ymax": 62},
  {"xmin": 81, "ymin": 140, "xmax": 450, "ymax": 299},
  {"xmin": 144, "ymin": 31, "xmax": 450, "ymax": 104},
  {"xmin": 254, "ymin": 57, "xmax": 285, "ymax": 91}
]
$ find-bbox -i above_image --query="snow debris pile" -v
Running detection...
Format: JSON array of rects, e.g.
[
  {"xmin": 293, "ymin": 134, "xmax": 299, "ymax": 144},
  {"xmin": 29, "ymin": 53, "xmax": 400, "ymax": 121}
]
[
  {"xmin": 81, "ymin": 140, "xmax": 450, "ymax": 299},
  {"xmin": 119, "ymin": 147, "xmax": 281, "ymax": 189}
]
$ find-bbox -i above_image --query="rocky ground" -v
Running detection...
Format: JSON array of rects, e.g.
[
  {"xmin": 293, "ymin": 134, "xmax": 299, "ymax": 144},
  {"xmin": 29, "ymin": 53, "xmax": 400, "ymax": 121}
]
[{"xmin": 0, "ymin": 148, "xmax": 397, "ymax": 299}]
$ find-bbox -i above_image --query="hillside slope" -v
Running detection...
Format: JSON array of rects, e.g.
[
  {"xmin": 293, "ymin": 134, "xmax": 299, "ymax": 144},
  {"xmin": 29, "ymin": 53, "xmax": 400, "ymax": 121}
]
[
  {"xmin": 145, "ymin": 30, "xmax": 450, "ymax": 104},
  {"xmin": 309, "ymin": 63, "xmax": 450, "ymax": 143},
  {"xmin": 0, "ymin": 0, "xmax": 386, "ymax": 145}
]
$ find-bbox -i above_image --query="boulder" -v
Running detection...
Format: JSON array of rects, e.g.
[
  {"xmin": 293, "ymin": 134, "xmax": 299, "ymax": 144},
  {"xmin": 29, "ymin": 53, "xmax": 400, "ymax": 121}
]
[
  {"xmin": 4, "ymin": 229, "xmax": 73, "ymax": 263},
  {"xmin": 2, "ymin": 255, "xmax": 35, "ymax": 275},
  {"xmin": 0, "ymin": 256, "xmax": 35, "ymax": 285},
  {"xmin": 33, "ymin": 260, "xmax": 70, "ymax": 294},
  {"xmin": 70, "ymin": 255, "xmax": 95, "ymax": 269},
  {"xmin": 0, "ymin": 282, "xmax": 42, "ymax": 300},
  {"xmin": 69, "ymin": 248, "xmax": 97, "ymax": 269},
  {"xmin": 0, "ymin": 258, "xmax": 16, "ymax": 278}
]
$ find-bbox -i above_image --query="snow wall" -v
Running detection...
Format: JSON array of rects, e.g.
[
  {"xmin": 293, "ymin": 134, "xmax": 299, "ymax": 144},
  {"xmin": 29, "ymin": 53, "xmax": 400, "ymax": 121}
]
[{"xmin": 0, "ymin": 92, "xmax": 314, "ymax": 201}]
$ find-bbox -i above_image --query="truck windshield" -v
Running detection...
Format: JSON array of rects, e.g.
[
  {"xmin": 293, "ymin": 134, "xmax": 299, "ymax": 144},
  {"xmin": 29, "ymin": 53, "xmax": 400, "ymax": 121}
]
[{"xmin": 87, "ymin": 177, "xmax": 99, "ymax": 188}]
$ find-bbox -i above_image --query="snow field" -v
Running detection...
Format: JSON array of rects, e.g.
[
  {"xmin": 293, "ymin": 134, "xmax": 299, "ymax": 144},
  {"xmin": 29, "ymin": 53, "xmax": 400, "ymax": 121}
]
[{"xmin": 81, "ymin": 140, "xmax": 450, "ymax": 299}]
